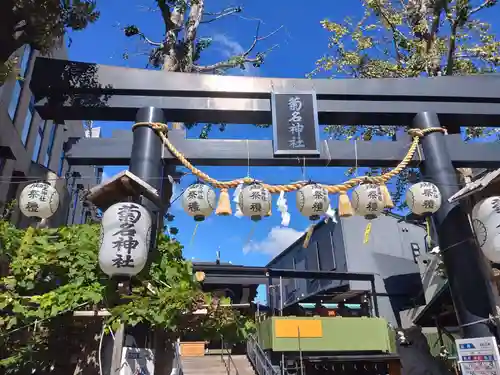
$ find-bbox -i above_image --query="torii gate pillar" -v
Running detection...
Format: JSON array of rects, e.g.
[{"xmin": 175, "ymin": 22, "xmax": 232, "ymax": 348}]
[
  {"xmin": 413, "ymin": 112, "xmax": 496, "ymax": 338},
  {"xmin": 130, "ymin": 107, "xmax": 166, "ymax": 249}
]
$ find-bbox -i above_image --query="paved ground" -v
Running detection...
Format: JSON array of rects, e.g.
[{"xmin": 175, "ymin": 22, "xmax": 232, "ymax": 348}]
[{"xmin": 181, "ymin": 354, "xmax": 255, "ymax": 375}]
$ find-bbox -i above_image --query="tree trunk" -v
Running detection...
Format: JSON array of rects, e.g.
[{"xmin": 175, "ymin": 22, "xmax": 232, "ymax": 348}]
[{"xmin": 153, "ymin": 329, "xmax": 175, "ymax": 375}]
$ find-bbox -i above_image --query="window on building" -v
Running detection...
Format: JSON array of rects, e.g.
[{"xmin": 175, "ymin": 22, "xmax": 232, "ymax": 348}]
[
  {"xmin": 7, "ymin": 82, "xmax": 22, "ymax": 120},
  {"xmin": 43, "ymin": 121, "xmax": 56, "ymax": 167},
  {"xmin": 21, "ymin": 97, "xmax": 34, "ymax": 145},
  {"xmin": 58, "ymin": 149, "xmax": 65, "ymax": 176},
  {"xmin": 316, "ymin": 242, "xmax": 322, "ymax": 269},
  {"xmin": 411, "ymin": 243, "xmax": 421, "ymax": 263},
  {"xmin": 20, "ymin": 45, "xmax": 31, "ymax": 77},
  {"xmin": 0, "ymin": 158, "xmax": 6, "ymax": 175},
  {"xmin": 328, "ymin": 231, "xmax": 337, "ymax": 270},
  {"xmin": 7, "ymin": 46, "xmax": 31, "ymax": 121},
  {"xmin": 31, "ymin": 121, "xmax": 45, "ymax": 162}
]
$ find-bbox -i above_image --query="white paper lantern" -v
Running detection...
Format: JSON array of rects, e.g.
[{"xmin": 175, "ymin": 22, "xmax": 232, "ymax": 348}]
[
  {"xmin": 406, "ymin": 182, "xmax": 442, "ymax": 216},
  {"xmin": 296, "ymin": 183, "xmax": 330, "ymax": 220},
  {"xmin": 99, "ymin": 202, "xmax": 151, "ymax": 277},
  {"xmin": 352, "ymin": 184, "xmax": 385, "ymax": 219},
  {"xmin": 471, "ymin": 197, "xmax": 500, "ymax": 263},
  {"xmin": 19, "ymin": 182, "xmax": 59, "ymax": 219},
  {"xmin": 238, "ymin": 183, "xmax": 272, "ymax": 221},
  {"xmin": 181, "ymin": 183, "xmax": 216, "ymax": 221}
]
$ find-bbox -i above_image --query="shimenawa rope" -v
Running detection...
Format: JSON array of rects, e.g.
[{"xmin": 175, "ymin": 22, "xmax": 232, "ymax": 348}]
[{"xmin": 132, "ymin": 122, "xmax": 445, "ymax": 193}]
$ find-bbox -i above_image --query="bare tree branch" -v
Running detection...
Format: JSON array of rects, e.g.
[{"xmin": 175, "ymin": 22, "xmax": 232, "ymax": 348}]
[
  {"xmin": 373, "ymin": 0, "xmax": 407, "ymax": 63},
  {"xmin": 201, "ymin": 6, "xmax": 242, "ymax": 24},
  {"xmin": 191, "ymin": 7, "xmax": 283, "ymax": 73},
  {"xmin": 192, "ymin": 43, "xmax": 279, "ymax": 73},
  {"xmin": 120, "ymin": 22, "xmax": 164, "ymax": 47},
  {"xmin": 469, "ymin": 0, "xmax": 496, "ymax": 17},
  {"xmin": 134, "ymin": 31, "xmax": 164, "ymax": 47},
  {"xmin": 244, "ymin": 22, "xmax": 283, "ymax": 57}
]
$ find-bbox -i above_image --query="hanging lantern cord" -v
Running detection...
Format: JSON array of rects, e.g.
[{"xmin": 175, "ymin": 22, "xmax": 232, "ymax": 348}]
[{"xmin": 131, "ymin": 123, "xmax": 446, "ymax": 195}]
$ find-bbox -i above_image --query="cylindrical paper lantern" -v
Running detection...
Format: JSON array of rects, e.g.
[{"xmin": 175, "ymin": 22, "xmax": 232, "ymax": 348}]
[{"xmin": 99, "ymin": 202, "xmax": 151, "ymax": 277}]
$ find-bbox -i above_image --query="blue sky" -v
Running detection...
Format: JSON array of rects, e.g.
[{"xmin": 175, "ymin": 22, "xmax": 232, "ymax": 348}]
[{"xmin": 65, "ymin": 0, "xmax": 500, "ymax": 277}]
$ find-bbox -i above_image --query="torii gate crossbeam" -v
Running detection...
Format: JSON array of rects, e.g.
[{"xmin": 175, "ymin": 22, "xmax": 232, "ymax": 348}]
[{"xmin": 31, "ymin": 58, "xmax": 500, "ymax": 131}]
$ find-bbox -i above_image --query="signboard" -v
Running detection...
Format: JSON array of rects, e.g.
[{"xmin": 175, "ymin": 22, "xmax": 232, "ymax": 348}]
[
  {"xmin": 456, "ymin": 336, "xmax": 500, "ymax": 375},
  {"xmin": 120, "ymin": 347, "xmax": 155, "ymax": 375},
  {"xmin": 271, "ymin": 91, "xmax": 320, "ymax": 156}
]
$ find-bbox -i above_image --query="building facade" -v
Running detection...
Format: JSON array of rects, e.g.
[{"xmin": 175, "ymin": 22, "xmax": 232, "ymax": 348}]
[
  {"xmin": 267, "ymin": 213, "xmax": 428, "ymax": 327},
  {"xmin": 0, "ymin": 44, "xmax": 100, "ymax": 227}
]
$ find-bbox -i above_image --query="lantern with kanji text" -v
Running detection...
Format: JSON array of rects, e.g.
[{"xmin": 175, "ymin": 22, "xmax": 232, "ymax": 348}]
[
  {"xmin": 99, "ymin": 202, "xmax": 151, "ymax": 277},
  {"xmin": 19, "ymin": 182, "xmax": 59, "ymax": 219},
  {"xmin": 181, "ymin": 183, "xmax": 216, "ymax": 221},
  {"xmin": 352, "ymin": 184, "xmax": 385, "ymax": 219},
  {"xmin": 471, "ymin": 196, "xmax": 500, "ymax": 263},
  {"xmin": 238, "ymin": 182, "xmax": 272, "ymax": 221},
  {"xmin": 296, "ymin": 183, "xmax": 330, "ymax": 220},
  {"xmin": 406, "ymin": 182, "xmax": 442, "ymax": 216}
]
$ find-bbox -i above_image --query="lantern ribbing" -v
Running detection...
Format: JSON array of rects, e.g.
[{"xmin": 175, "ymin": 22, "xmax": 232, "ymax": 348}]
[{"xmin": 131, "ymin": 122, "xmax": 446, "ymax": 194}]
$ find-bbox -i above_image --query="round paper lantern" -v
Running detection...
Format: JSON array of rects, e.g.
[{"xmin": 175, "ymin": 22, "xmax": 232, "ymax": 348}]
[
  {"xmin": 99, "ymin": 202, "xmax": 151, "ymax": 277},
  {"xmin": 19, "ymin": 182, "xmax": 59, "ymax": 219},
  {"xmin": 406, "ymin": 182, "xmax": 442, "ymax": 216},
  {"xmin": 182, "ymin": 183, "xmax": 216, "ymax": 221},
  {"xmin": 238, "ymin": 183, "xmax": 272, "ymax": 221},
  {"xmin": 352, "ymin": 184, "xmax": 385, "ymax": 219},
  {"xmin": 471, "ymin": 197, "xmax": 500, "ymax": 263},
  {"xmin": 296, "ymin": 183, "xmax": 330, "ymax": 220}
]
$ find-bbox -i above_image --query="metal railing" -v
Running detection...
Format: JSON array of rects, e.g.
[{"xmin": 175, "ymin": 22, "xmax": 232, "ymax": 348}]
[
  {"xmin": 246, "ymin": 335, "xmax": 280, "ymax": 375},
  {"xmin": 173, "ymin": 339, "xmax": 183, "ymax": 375},
  {"xmin": 221, "ymin": 336, "xmax": 239, "ymax": 375}
]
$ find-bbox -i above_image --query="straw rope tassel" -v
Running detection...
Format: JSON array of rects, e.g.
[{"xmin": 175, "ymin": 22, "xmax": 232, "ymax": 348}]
[
  {"xmin": 338, "ymin": 191, "xmax": 353, "ymax": 217},
  {"xmin": 216, "ymin": 188, "xmax": 232, "ymax": 216},
  {"xmin": 380, "ymin": 183, "xmax": 394, "ymax": 209}
]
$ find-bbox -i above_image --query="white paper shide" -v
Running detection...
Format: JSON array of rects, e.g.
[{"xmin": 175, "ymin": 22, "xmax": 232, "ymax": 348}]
[
  {"xmin": 99, "ymin": 202, "xmax": 151, "ymax": 277},
  {"xmin": 19, "ymin": 182, "xmax": 59, "ymax": 219},
  {"xmin": 472, "ymin": 196, "xmax": 500, "ymax": 263}
]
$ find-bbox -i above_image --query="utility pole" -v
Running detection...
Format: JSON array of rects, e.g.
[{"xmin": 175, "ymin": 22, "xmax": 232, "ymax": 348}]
[{"xmin": 412, "ymin": 112, "xmax": 495, "ymax": 338}]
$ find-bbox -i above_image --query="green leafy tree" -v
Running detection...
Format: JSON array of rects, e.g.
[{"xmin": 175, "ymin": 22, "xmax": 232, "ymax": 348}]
[
  {"xmin": 0, "ymin": 222, "xmax": 252, "ymax": 374},
  {"xmin": 0, "ymin": 0, "xmax": 99, "ymax": 85},
  {"xmin": 122, "ymin": 0, "xmax": 281, "ymax": 137},
  {"xmin": 310, "ymin": 0, "xmax": 500, "ymax": 205}
]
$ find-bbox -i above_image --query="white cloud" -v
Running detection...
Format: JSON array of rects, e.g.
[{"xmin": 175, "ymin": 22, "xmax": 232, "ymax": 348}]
[
  {"xmin": 212, "ymin": 33, "xmax": 259, "ymax": 76},
  {"xmin": 243, "ymin": 226, "xmax": 304, "ymax": 256}
]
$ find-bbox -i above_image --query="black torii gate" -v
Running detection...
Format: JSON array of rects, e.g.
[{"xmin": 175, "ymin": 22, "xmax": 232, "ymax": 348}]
[{"xmin": 30, "ymin": 57, "xmax": 500, "ymax": 340}]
